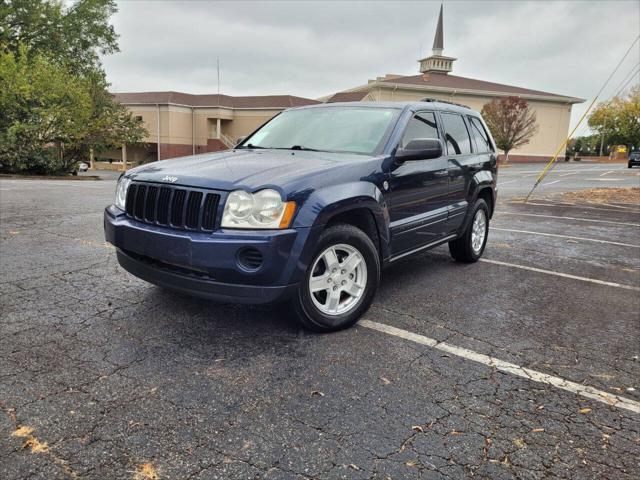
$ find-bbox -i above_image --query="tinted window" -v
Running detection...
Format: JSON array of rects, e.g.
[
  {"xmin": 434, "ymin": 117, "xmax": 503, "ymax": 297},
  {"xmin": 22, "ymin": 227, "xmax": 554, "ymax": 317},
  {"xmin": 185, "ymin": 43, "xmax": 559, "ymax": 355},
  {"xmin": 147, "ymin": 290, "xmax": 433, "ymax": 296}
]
[
  {"xmin": 441, "ymin": 113, "xmax": 472, "ymax": 155},
  {"xmin": 400, "ymin": 112, "xmax": 439, "ymax": 149},
  {"xmin": 468, "ymin": 116, "xmax": 493, "ymax": 153}
]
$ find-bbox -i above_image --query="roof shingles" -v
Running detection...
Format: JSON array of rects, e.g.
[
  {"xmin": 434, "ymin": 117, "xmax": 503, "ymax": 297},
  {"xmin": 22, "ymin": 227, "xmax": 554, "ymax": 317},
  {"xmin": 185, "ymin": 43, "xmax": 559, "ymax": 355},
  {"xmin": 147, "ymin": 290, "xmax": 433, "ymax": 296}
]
[
  {"xmin": 325, "ymin": 91, "xmax": 369, "ymax": 103},
  {"xmin": 113, "ymin": 91, "xmax": 320, "ymax": 108},
  {"xmin": 379, "ymin": 72, "xmax": 581, "ymax": 101}
]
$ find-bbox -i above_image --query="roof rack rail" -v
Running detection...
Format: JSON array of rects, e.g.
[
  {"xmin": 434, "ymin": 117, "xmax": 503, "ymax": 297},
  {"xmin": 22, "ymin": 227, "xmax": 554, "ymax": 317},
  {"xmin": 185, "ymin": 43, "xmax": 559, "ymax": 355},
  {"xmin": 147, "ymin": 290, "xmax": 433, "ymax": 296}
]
[{"xmin": 420, "ymin": 97, "xmax": 470, "ymax": 109}]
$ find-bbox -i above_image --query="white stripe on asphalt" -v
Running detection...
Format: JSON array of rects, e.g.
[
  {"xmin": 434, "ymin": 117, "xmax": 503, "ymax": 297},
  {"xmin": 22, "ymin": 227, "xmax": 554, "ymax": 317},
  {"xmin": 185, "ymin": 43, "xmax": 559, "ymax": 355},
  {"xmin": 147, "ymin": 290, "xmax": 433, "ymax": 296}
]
[
  {"xmin": 480, "ymin": 258, "xmax": 640, "ymax": 291},
  {"xmin": 498, "ymin": 168, "xmax": 623, "ymax": 175},
  {"xmin": 590, "ymin": 202, "xmax": 640, "ymax": 211},
  {"xmin": 491, "ymin": 227, "xmax": 640, "ymax": 248},
  {"xmin": 588, "ymin": 178, "xmax": 625, "ymax": 182},
  {"xmin": 600, "ymin": 170, "xmax": 614, "ymax": 176},
  {"xmin": 499, "ymin": 211, "xmax": 640, "ymax": 227},
  {"xmin": 543, "ymin": 180, "xmax": 563, "ymax": 185},
  {"xmin": 360, "ymin": 320, "xmax": 640, "ymax": 414},
  {"xmin": 514, "ymin": 201, "xmax": 640, "ymax": 213}
]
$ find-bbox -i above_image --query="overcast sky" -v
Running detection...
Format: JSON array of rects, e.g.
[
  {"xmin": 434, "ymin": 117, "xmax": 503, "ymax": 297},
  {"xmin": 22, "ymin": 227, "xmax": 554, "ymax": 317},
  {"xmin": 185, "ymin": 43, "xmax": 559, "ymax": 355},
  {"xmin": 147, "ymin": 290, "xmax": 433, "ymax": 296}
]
[{"xmin": 102, "ymin": 0, "xmax": 640, "ymax": 132}]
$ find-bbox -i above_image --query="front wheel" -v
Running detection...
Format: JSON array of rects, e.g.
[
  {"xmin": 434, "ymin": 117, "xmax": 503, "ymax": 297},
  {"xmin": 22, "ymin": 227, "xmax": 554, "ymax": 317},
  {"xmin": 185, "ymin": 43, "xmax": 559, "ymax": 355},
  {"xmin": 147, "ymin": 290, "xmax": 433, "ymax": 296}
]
[
  {"xmin": 292, "ymin": 224, "xmax": 380, "ymax": 332},
  {"xmin": 449, "ymin": 199, "xmax": 489, "ymax": 263}
]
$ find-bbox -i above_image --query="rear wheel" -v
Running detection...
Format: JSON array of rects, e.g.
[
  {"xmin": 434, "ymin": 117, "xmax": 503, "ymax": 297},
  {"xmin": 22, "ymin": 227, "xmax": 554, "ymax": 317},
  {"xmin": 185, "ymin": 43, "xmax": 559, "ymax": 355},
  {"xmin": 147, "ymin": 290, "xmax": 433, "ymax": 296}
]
[
  {"xmin": 293, "ymin": 224, "xmax": 380, "ymax": 332},
  {"xmin": 449, "ymin": 199, "xmax": 489, "ymax": 263}
]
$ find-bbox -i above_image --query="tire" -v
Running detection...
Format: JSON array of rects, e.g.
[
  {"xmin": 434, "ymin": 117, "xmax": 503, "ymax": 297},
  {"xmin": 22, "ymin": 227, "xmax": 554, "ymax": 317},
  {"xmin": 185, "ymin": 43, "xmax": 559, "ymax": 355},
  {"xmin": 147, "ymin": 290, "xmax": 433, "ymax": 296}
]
[
  {"xmin": 292, "ymin": 224, "xmax": 380, "ymax": 332},
  {"xmin": 449, "ymin": 199, "xmax": 489, "ymax": 263}
]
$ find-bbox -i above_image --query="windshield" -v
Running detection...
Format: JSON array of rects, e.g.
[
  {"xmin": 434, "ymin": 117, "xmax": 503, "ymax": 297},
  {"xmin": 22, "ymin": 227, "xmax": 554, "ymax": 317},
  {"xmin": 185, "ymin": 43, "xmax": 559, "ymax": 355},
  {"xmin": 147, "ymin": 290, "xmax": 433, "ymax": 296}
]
[{"xmin": 239, "ymin": 106, "xmax": 400, "ymax": 155}]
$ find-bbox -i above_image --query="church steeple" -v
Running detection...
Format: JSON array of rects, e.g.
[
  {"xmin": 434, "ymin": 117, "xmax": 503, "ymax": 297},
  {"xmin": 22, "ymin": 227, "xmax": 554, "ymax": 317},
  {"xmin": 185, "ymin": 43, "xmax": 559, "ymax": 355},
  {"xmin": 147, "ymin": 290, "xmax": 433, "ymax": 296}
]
[
  {"xmin": 432, "ymin": 4, "xmax": 444, "ymax": 56},
  {"xmin": 419, "ymin": 4, "xmax": 456, "ymax": 74}
]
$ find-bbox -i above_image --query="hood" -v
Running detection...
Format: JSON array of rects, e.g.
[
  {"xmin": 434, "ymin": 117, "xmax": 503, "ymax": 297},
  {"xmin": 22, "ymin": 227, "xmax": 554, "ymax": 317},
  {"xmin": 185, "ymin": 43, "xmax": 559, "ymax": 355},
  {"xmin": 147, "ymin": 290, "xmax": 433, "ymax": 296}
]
[{"xmin": 125, "ymin": 149, "xmax": 378, "ymax": 193}]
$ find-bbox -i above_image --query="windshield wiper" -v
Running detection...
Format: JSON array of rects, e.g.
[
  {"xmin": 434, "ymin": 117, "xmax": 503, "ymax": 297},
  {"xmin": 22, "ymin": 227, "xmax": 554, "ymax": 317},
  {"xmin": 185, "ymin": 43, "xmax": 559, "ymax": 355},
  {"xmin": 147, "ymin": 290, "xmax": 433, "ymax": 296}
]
[
  {"xmin": 288, "ymin": 145, "xmax": 323, "ymax": 152},
  {"xmin": 238, "ymin": 143, "xmax": 266, "ymax": 149}
]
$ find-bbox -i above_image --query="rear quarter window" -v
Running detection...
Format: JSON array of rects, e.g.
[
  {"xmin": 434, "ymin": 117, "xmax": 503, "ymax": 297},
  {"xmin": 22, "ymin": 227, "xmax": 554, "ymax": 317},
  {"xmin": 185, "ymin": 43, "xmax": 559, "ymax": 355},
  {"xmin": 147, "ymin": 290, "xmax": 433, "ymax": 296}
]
[
  {"xmin": 440, "ymin": 113, "xmax": 472, "ymax": 155},
  {"xmin": 468, "ymin": 116, "xmax": 494, "ymax": 153}
]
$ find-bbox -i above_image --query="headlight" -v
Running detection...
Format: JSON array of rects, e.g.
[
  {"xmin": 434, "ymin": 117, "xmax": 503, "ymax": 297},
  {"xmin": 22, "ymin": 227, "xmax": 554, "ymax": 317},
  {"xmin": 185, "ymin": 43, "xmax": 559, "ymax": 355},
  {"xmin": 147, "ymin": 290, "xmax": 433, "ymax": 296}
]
[
  {"xmin": 221, "ymin": 189, "xmax": 296, "ymax": 229},
  {"xmin": 115, "ymin": 176, "xmax": 131, "ymax": 211}
]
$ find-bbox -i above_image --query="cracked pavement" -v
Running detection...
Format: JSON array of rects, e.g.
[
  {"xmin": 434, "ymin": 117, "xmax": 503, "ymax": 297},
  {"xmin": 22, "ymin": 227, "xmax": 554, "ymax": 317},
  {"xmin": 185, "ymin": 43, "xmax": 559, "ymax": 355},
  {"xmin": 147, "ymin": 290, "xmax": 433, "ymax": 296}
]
[{"xmin": 1, "ymin": 164, "xmax": 639, "ymax": 479}]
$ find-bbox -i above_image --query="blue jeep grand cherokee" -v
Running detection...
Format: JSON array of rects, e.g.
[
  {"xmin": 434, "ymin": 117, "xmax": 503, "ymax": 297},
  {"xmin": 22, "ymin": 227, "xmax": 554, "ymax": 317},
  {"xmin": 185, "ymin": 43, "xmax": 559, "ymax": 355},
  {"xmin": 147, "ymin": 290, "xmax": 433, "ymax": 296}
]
[{"xmin": 104, "ymin": 100, "xmax": 497, "ymax": 331}]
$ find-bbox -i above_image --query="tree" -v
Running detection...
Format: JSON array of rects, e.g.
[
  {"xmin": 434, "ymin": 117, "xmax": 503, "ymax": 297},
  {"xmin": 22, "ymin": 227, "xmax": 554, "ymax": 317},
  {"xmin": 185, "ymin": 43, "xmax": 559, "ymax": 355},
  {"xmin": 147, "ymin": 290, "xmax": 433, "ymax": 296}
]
[
  {"xmin": 588, "ymin": 87, "xmax": 640, "ymax": 153},
  {"xmin": 63, "ymin": 71, "xmax": 147, "ymax": 164},
  {"xmin": 0, "ymin": 0, "xmax": 147, "ymax": 174},
  {"xmin": 567, "ymin": 134, "xmax": 604, "ymax": 157},
  {"xmin": 0, "ymin": 47, "xmax": 92, "ymax": 173},
  {"xmin": 481, "ymin": 96, "xmax": 538, "ymax": 163},
  {"xmin": 0, "ymin": 0, "xmax": 119, "ymax": 75}
]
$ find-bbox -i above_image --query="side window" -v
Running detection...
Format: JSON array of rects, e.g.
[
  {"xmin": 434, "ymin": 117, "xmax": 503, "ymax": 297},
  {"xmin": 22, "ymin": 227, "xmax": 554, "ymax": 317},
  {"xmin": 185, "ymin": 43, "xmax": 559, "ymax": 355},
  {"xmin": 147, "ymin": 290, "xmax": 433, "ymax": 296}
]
[
  {"xmin": 400, "ymin": 112, "xmax": 439, "ymax": 149},
  {"xmin": 468, "ymin": 116, "xmax": 493, "ymax": 153},
  {"xmin": 441, "ymin": 113, "xmax": 472, "ymax": 155}
]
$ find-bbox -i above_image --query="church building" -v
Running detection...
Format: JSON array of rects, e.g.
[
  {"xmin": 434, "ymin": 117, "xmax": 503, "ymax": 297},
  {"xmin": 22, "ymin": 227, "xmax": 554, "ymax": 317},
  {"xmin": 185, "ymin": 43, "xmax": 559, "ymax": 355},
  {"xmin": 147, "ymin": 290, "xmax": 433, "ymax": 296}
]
[{"xmin": 323, "ymin": 5, "xmax": 584, "ymax": 162}]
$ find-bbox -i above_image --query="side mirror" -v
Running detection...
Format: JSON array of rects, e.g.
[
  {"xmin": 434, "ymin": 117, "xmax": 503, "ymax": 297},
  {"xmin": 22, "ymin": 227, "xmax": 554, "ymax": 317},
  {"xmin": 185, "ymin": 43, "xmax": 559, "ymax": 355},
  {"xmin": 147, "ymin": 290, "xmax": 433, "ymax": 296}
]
[
  {"xmin": 235, "ymin": 136, "xmax": 247, "ymax": 147},
  {"xmin": 395, "ymin": 138, "xmax": 443, "ymax": 162}
]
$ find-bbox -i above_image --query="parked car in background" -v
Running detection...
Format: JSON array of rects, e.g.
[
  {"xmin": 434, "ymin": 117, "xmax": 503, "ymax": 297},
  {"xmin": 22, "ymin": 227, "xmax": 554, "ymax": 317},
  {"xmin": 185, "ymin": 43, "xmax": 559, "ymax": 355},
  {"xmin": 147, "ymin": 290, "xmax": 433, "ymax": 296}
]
[
  {"xmin": 104, "ymin": 100, "xmax": 497, "ymax": 332},
  {"xmin": 72, "ymin": 162, "xmax": 89, "ymax": 175},
  {"xmin": 628, "ymin": 151, "xmax": 640, "ymax": 168}
]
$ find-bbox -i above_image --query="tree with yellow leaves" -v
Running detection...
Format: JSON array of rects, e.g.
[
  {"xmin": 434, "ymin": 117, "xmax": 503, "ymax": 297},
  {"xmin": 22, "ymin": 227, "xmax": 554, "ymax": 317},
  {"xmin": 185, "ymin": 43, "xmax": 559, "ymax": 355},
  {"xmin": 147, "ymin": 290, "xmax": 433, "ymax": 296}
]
[{"xmin": 588, "ymin": 87, "xmax": 640, "ymax": 154}]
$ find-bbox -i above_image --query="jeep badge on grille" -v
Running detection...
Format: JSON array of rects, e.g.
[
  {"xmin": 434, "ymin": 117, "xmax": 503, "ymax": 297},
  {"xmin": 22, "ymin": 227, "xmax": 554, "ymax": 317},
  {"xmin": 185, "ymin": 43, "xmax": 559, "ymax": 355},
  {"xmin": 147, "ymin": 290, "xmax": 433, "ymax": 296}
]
[{"xmin": 162, "ymin": 175, "xmax": 178, "ymax": 183}]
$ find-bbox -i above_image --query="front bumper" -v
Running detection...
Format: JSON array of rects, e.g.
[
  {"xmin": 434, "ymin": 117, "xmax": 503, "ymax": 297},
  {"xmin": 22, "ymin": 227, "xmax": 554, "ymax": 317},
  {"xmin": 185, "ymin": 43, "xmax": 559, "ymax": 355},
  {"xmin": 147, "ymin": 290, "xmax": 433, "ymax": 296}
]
[
  {"xmin": 104, "ymin": 205, "xmax": 321, "ymax": 304},
  {"xmin": 116, "ymin": 248, "xmax": 296, "ymax": 303}
]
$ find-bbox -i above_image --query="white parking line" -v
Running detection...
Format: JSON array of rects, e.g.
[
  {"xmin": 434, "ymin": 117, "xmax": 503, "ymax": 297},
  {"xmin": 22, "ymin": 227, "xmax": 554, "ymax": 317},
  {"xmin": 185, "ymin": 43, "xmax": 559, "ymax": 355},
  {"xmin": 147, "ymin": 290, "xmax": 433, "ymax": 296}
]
[
  {"xmin": 498, "ymin": 179, "xmax": 519, "ymax": 185},
  {"xmin": 600, "ymin": 170, "xmax": 614, "ymax": 176},
  {"xmin": 588, "ymin": 178, "xmax": 625, "ymax": 182},
  {"xmin": 498, "ymin": 168, "xmax": 624, "ymax": 175},
  {"xmin": 590, "ymin": 202, "xmax": 640, "ymax": 211},
  {"xmin": 360, "ymin": 320, "xmax": 640, "ymax": 414},
  {"xmin": 491, "ymin": 227, "xmax": 640, "ymax": 248},
  {"xmin": 512, "ymin": 200, "xmax": 640, "ymax": 213},
  {"xmin": 480, "ymin": 258, "xmax": 640, "ymax": 291},
  {"xmin": 543, "ymin": 180, "xmax": 562, "ymax": 185},
  {"xmin": 499, "ymin": 211, "xmax": 640, "ymax": 227}
]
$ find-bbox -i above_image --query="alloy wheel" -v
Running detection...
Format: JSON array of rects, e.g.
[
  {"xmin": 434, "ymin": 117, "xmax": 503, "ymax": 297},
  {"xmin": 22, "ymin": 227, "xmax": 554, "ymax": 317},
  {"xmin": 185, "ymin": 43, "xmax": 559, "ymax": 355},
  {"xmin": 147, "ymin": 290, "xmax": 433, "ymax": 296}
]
[
  {"xmin": 471, "ymin": 209, "xmax": 487, "ymax": 254},
  {"xmin": 308, "ymin": 244, "xmax": 367, "ymax": 316}
]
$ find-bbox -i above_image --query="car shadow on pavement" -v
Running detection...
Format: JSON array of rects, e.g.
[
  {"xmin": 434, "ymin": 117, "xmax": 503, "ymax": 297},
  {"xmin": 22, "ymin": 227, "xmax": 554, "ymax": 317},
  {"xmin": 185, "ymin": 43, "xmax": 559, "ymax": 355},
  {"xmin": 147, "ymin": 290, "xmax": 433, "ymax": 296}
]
[
  {"xmin": 140, "ymin": 285, "xmax": 304, "ymax": 336},
  {"xmin": 125, "ymin": 249, "xmax": 458, "ymax": 346}
]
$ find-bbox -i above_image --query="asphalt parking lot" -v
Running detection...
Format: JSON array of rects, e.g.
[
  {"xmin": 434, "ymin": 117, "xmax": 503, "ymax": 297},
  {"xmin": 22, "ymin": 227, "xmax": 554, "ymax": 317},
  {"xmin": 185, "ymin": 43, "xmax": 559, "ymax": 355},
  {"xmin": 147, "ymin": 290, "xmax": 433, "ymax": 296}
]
[{"xmin": 1, "ymin": 162, "xmax": 639, "ymax": 479}]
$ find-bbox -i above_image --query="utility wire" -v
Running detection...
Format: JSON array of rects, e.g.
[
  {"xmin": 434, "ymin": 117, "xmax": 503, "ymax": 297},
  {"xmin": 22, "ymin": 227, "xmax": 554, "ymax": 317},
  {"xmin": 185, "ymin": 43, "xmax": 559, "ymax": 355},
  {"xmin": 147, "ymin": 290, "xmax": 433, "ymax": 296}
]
[
  {"xmin": 525, "ymin": 35, "xmax": 640, "ymax": 202},
  {"xmin": 612, "ymin": 65, "xmax": 640, "ymax": 98},
  {"xmin": 609, "ymin": 61, "xmax": 640, "ymax": 97},
  {"xmin": 568, "ymin": 63, "xmax": 639, "ymax": 139},
  {"xmin": 559, "ymin": 64, "xmax": 639, "ymax": 143}
]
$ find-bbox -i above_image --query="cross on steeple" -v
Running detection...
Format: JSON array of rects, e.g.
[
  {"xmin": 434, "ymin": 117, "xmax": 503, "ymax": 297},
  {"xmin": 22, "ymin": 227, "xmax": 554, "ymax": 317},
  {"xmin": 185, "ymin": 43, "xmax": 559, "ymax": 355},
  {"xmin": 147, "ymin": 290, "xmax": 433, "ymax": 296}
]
[{"xmin": 418, "ymin": 4, "xmax": 456, "ymax": 74}]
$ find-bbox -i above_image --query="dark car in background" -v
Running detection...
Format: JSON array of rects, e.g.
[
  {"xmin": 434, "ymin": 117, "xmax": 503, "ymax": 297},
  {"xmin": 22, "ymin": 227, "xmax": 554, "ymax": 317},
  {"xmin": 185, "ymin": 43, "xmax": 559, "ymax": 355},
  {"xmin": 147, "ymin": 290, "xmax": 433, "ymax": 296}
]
[
  {"xmin": 104, "ymin": 100, "xmax": 497, "ymax": 332},
  {"xmin": 629, "ymin": 151, "xmax": 640, "ymax": 168}
]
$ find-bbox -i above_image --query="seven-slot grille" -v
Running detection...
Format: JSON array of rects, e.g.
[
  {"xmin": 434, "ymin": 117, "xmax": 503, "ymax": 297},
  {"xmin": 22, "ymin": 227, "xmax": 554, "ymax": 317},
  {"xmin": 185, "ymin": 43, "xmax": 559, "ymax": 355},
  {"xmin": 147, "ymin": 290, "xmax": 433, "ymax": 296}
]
[{"xmin": 125, "ymin": 182, "xmax": 220, "ymax": 231}]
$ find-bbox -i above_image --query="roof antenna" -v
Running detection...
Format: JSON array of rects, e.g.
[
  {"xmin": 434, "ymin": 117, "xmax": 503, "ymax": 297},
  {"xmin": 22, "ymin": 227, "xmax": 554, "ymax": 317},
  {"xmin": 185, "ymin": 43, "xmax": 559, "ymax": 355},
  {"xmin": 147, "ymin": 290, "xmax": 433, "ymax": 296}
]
[{"xmin": 217, "ymin": 58, "xmax": 220, "ymax": 96}]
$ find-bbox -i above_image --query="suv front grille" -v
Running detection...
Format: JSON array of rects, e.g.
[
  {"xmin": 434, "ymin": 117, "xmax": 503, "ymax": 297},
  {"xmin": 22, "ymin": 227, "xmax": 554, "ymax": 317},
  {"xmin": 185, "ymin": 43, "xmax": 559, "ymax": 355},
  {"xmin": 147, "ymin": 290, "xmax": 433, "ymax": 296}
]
[{"xmin": 125, "ymin": 182, "xmax": 220, "ymax": 232}]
